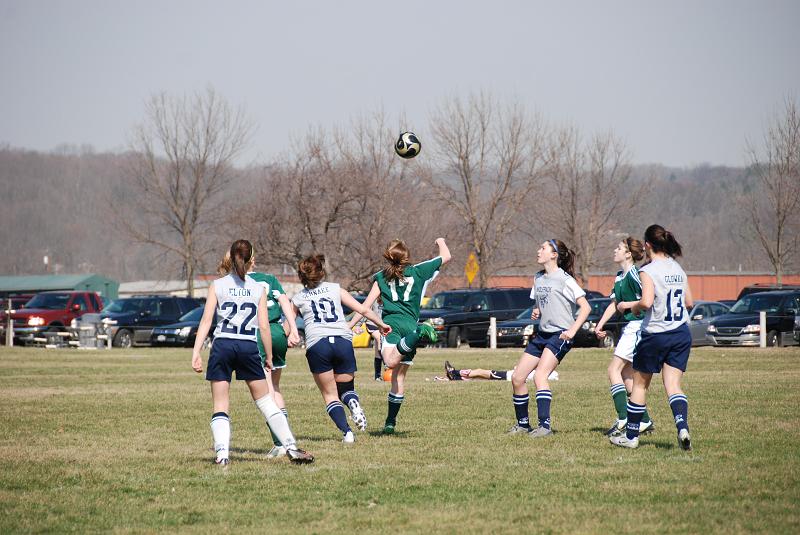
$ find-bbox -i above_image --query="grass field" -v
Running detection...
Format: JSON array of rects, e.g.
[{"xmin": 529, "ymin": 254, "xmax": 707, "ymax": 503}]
[{"xmin": 1, "ymin": 345, "xmax": 799, "ymax": 534}]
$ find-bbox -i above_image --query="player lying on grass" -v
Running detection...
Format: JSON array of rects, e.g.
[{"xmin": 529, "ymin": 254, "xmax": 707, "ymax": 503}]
[{"xmin": 435, "ymin": 360, "xmax": 559, "ymax": 382}]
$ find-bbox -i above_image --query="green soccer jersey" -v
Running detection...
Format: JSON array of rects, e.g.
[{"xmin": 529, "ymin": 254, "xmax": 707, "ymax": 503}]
[
  {"xmin": 247, "ymin": 272, "xmax": 285, "ymax": 323},
  {"xmin": 610, "ymin": 265, "xmax": 644, "ymax": 321},
  {"xmin": 374, "ymin": 256, "xmax": 442, "ymax": 321}
]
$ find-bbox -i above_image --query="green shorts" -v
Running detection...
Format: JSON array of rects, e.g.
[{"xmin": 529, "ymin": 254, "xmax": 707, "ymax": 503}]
[
  {"xmin": 258, "ymin": 322, "xmax": 288, "ymax": 369},
  {"xmin": 383, "ymin": 315, "xmax": 419, "ymax": 364}
]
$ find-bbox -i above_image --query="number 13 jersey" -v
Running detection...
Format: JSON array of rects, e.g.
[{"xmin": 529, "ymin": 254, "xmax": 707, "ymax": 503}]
[
  {"xmin": 640, "ymin": 258, "xmax": 689, "ymax": 333},
  {"xmin": 291, "ymin": 282, "xmax": 350, "ymax": 349},
  {"xmin": 213, "ymin": 274, "xmax": 265, "ymax": 341}
]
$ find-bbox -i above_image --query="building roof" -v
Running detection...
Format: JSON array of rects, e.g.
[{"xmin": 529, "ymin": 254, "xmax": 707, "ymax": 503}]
[{"xmin": 0, "ymin": 274, "xmax": 116, "ymax": 293}]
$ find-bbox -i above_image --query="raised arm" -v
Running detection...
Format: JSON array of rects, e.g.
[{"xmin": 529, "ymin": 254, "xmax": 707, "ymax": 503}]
[{"xmin": 436, "ymin": 238, "xmax": 452, "ymax": 265}]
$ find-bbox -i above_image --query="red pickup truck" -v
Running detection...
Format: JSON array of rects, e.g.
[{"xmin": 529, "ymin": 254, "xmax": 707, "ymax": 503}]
[{"xmin": 3, "ymin": 291, "xmax": 104, "ymax": 345}]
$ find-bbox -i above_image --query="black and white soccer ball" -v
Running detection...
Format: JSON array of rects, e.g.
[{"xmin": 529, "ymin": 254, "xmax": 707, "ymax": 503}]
[{"xmin": 394, "ymin": 131, "xmax": 421, "ymax": 159}]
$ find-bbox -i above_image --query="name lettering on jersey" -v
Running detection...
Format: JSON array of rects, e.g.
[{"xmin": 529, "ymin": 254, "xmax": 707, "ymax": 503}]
[
  {"xmin": 664, "ymin": 274, "xmax": 684, "ymax": 284},
  {"xmin": 304, "ymin": 287, "xmax": 330, "ymax": 297},
  {"xmin": 228, "ymin": 288, "xmax": 252, "ymax": 297}
]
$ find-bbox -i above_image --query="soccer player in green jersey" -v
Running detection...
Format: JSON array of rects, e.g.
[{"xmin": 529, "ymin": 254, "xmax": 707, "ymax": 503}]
[
  {"xmin": 249, "ymin": 270, "xmax": 302, "ymax": 457},
  {"xmin": 350, "ymin": 238, "xmax": 451, "ymax": 434},
  {"xmin": 594, "ymin": 237, "xmax": 654, "ymax": 437}
]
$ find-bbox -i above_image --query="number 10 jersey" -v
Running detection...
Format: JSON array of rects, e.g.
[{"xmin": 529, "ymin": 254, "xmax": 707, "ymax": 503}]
[
  {"xmin": 291, "ymin": 282, "xmax": 350, "ymax": 349},
  {"xmin": 213, "ymin": 274, "xmax": 266, "ymax": 341}
]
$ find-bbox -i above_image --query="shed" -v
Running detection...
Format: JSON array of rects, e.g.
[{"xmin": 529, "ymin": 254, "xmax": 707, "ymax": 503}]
[{"xmin": 0, "ymin": 274, "xmax": 119, "ymax": 300}]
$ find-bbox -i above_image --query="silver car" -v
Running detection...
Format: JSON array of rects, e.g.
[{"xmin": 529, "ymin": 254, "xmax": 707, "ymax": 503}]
[{"xmin": 687, "ymin": 300, "xmax": 730, "ymax": 346}]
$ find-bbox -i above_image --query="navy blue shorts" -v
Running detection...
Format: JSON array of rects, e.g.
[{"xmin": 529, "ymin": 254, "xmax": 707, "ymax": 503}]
[
  {"xmin": 306, "ymin": 336, "xmax": 357, "ymax": 374},
  {"xmin": 206, "ymin": 338, "xmax": 267, "ymax": 382},
  {"xmin": 524, "ymin": 330, "xmax": 573, "ymax": 362},
  {"xmin": 633, "ymin": 323, "xmax": 692, "ymax": 374}
]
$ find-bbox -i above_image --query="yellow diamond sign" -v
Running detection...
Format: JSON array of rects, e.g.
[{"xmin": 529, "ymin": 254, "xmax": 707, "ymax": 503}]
[{"xmin": 465, "ymin": 252, "xmax": 479, "ymax": 285}]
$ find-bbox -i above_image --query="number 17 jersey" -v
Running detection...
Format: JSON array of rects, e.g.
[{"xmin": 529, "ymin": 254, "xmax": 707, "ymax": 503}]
[
  {"xmin": 374, "ymin": 256, "xmax": 442, "ymax": 321},
  {"xmin": 640, "ymin": 258, "xmax": 689, "ymax": 333}
]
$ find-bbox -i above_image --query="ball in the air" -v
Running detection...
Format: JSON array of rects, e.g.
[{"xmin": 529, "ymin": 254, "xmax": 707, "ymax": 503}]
[{"xmin": 394, "ymin": 131, "xmax": 421, "ymax": 159}]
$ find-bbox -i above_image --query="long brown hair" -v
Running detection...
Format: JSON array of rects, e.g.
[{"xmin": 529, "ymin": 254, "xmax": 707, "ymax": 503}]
[
  {"xmin": 298, "ymin": 254, "xmax": 326, "ymax": 289},
  {"xmin": 548, "ymin": 239, "xmax": 577, "ymax": 278},
  {"xmin": 229, "ymin": 240, "xmax": 254, "ymax": 280},
  {"xmin": 624, "ymin": 236, "xmax": 645, "ymax": 263},
  {"xmin": 382, "ymin": 239, "xmax": 411, "ymax": 282},
  {"xmin": 645, "ymin": 224, "xmax": 683, "ymax": 257}
]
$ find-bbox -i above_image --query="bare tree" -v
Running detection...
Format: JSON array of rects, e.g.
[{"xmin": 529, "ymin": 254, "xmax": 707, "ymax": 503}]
[
  {"xmin": 422, "ymin": 93, "xmax": 548, "ymax": 287},
  {"xmin": 121, "ymin": 88, "xmax": 253, "ymax": 295},
  {"xmin": 743, "ymin": 98, "xmax": 800, "ymax": 283},
  {"xmin": 535, "ymin": 127, "xmax": 648, "ymax": 284}
]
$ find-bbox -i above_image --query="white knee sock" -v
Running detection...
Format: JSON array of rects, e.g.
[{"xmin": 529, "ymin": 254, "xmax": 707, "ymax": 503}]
[
  {"xmin": 254, "ymin": 395, "xmax": 296, "ymax": 448},
  {"xmin": 210, "ymin": 412, "xmax": 231, "ymax": 461}
]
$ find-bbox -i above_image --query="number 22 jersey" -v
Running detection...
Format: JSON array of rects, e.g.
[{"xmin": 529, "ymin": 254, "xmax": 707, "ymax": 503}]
[
  {"xmin": 212, "ymin": 274, "xmax": 265, "ymax": 341},
  {"xmin": 291, "ymin": 282, "xmax": 350, "ymax": 349},
  {"xmin": 640, "ymin": 258, "xmax": 689, "ymax": 334}
]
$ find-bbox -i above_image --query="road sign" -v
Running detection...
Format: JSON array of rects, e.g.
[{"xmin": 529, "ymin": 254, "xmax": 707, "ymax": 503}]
[{"xmin": 465, "ymin": 252, "xmax": 479, "ymax": 286}]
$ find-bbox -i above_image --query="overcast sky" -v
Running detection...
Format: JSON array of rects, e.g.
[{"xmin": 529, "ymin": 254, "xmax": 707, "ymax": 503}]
[{"xmin": 1, "ymin": 0, "xmax": 798, "ymax": 167}]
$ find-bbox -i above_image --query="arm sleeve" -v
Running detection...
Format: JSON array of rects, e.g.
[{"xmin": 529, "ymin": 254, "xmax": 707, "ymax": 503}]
[
  {"xmin": 415, "ymin": 256, "xmax": 443, "ymax": 280},
  {"xmin": 563, "ymin": 278, "xmax": 586, "ymax": 303}
]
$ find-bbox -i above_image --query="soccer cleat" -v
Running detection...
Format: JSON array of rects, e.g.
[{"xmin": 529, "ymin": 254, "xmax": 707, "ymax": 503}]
[
  {"xmin": 508, "ymin": 424, "xmax": 533, "ymax": 435},
  {"xmin": 348, "ymin": 399, "xmax": 368, "ymax": 431},
  {"xmin": 639, "ymin": 420, "xmax": 655, "ymax": 435},
  {"xmin": 342, "ymin": 430, "xmax": 355, "ymax": 444},
  {"xmin": 418, "ymin": 322, "xmax": 438, "ymax": 344},
  {"xmin": 382, "ymin": 423, "xmax": 395, "ymax": 435},
  {"xmin": 610, "ymin": 434, "xmax": 639, "ymax": 449},
  {"xmin": 528, "ymin": 426, "xmax": 553, "ymax": 438},
  {"xmin": 215, "ymin": 457, "xmax": 230, "ymax": 467},
  {"xmin": 606, "ymin": 419, "xmax": 627, "ymax": 437},
  {"xmin": 266, "ymin": 445, "xmax": 287, "ymax": 458},
  {"xmin": 375, "ymin": 376, "xmax": 383, "ymax": 381},
  {"xmin": 678, "ymin": 428, "xmax": 692, "ymax": 451},
  {"xmin": 286, "ymin": 447, "xmax": 315, "ymax": 464},
  {"xmin": 444, "ymin": 360, "xmax": 460, "ymax": 381}
]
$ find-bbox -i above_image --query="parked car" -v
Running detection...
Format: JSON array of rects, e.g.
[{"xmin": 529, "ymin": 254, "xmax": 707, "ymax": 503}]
[
  {"xmin": 489, "ymin": 298, "xmax": 628, "ymax": 349},
  {"xmin": 687, "ymin": 300, "xmax": 730, "ymax": 346},
  {"xmin": 794, "ymin": 312, "xmax": 800, "ymax": 343},
  {"xmin": 706, "ymin": 290, "xmax": 800, "ymax": 347},
  {"xmin": 150, "ymin": 306, "xmax": 217, "ymax": 347},
  {"xmin": 420, "ymin": 288, "xmax": 532, "ymax": 348},
  {"xmin": 89, "ymin": 295, "xmax": 202, "ymax": 347},
  {"xmin": 492, "ymin": 306, "xmax": 536, "ymax": 348},
  {"xmin": 736, "ymin": 284, "xmax": 800, "ymax": 301},
  {"xmin": 718, "ymin": 299, "xmax": 737, "ymax": 308},
  {"xmin": 2, "ymin": 291, "xmax": 103, "ymax": 345}
]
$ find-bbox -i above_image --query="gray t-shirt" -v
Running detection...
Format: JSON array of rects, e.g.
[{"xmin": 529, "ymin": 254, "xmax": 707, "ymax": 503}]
[
  {"xmin": 530, "ymin": 268, "xmax": 586, "ymax": 333},
  {"xmin": 640, "ymin": 258, "xmax": 689, "ymax": 333},
  {"xmin": 291, "ymin": 282, "xmax": 352, "ymax": 349}
]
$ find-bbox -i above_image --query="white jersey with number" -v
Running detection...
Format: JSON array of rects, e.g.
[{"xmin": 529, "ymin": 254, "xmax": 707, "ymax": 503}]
[
  {"xmin": 640, "ymin": 258, "xmax": 689, "ymax": 333},
  {"xmin": 212, "ymin": 274, "xmax": 265, "ymax": 341},
  {"xmin": 292, "ymin": 282, "xmax": 351, "ymax": 349}
]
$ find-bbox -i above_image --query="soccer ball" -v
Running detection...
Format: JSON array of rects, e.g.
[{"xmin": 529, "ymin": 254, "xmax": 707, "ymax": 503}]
[{"xmin": 394, "ymin": 132, "xmax": 421, "ymax": 159}]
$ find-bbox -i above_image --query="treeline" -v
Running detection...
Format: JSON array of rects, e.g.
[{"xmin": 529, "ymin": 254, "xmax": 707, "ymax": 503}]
[{"xmin": 0, "ymin": 144, "xmax": 778, "ymax": 286}]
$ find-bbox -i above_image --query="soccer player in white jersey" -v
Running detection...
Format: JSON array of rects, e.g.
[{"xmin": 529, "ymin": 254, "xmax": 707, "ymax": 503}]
[
  {"xmin": 191, "ymin": 240, "xmax": 314, "ymax": 465},
  {"xmin": 291, "ymin": 255, "xmax": 391, "ymax": 443},
  {"xmin": 508, "ymin": 239, "xmax": 591, "ymax": 438},
  {"xmin": 594, "ymin": 237, "xmax": 654, "ymax": 437},
  {"xmin": 610, "ymin": 225, "xmax": 695, "ymax": 451}
]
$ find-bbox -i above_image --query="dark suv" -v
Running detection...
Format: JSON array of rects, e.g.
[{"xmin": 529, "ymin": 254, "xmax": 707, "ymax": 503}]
[
  {"xmin": 707, "ymin": 290, "xmax": 800, "ymax": 347},
  {"xmin": 419, "ymin": 288, "xmax": 531, "ymax": 348},
  {"xmin": 85, "ymin": 295, "xmax": 202, "ymax": 347}
]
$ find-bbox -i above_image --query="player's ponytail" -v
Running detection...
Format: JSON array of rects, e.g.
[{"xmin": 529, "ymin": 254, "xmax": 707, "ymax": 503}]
[
  {"xmin": 549, "ymin": 239, "xmax": 576, "ymax": 278},
  {"xmin": 644, "ymin": 224, "xmax": 682, "ymax": 258},
  {"xmin": 624, "ymin": 237, "xmax": 645, "ymax": 263},
  {"xmin": 229, "ymin": 239, "xmax": 254, "ymax": 280},
  {"xmin": 217, "ymin": 251, "xmax": 232, "ymax": 276},
  {"xmin": 298, "ymin": 254, "xmax": 326, "ymax": 289},
  {"xmin": 383, "ymin": 239, "xmax": 411, "ymax": 283}
]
